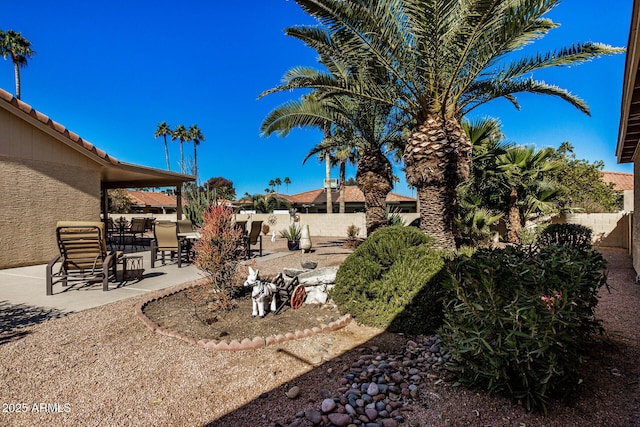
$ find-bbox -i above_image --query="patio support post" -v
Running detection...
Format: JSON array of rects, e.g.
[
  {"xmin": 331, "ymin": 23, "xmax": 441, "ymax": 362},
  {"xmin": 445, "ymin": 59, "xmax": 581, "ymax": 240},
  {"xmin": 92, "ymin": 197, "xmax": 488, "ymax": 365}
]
[
  {"xmin": 101, "ymin": 182, "xmax": 109, "ymax": 229},
  {"xmin": 176, "ymin": 184, "xmax": 183, "ymax": 220}
]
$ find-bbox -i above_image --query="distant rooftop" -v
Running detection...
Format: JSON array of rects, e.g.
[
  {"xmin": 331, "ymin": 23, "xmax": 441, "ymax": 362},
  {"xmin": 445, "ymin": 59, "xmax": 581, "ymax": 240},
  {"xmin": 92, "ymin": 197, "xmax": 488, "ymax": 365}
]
[{"xmin": 602, "ymin": 171, "xmax": 634, "ymax": 191}]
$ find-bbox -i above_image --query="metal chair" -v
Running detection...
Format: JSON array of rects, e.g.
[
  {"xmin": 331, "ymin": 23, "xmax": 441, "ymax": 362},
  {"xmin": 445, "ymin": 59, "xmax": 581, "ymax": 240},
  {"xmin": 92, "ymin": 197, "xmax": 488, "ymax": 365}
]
[
  {"xmin": 46, "ymin": 221, "xmax": 123, "ymax": 294},
  {"xmin": 243, "ymin": 221, "xmax": 263, "ymax": 259},
  {"xmin": 151, "ymin": 221, "xmax": 188, "ymax": 268}
]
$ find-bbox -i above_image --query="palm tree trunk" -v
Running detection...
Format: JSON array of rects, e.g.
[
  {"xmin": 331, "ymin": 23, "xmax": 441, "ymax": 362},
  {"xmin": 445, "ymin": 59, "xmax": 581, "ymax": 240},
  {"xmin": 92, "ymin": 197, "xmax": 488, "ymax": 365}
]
[
  {"xmin": 404, "ymin": 115, "xmax": 472, "ymax": 250},
  {"xmin": 325, "ymin": 152, "xmax": 333, "ymax": 214},
  {"xmin": 339, "ymin": 159, "xmax": 346, "ymax": 214},
  {"xmin": 163, "ymin": 136, "xmax": 170, "ymax": 171},
  {"xmin": 356, "ymin": 148, "xmax": 393, "ymax": 236},
  {"xmin": 507, "ymin": 188, "xmax": 521, "ymax": 243},
  {"xmin": 179, "ymin": 141, "xmax": 184, "ymax": 174},
  {"xmin": 193, "ymin": 144, "xmax": 198, "ymax": 185},
  {"xmin": 416, "ymin": 185, "xmax": 457, "ymax": 248},
  {"xmin": 13, "ymin": 62, "xmax": 21, "ymax": 100},
  {"xmin": 323, "ymin": 122, "xmax": 333, "ymax": 214}
]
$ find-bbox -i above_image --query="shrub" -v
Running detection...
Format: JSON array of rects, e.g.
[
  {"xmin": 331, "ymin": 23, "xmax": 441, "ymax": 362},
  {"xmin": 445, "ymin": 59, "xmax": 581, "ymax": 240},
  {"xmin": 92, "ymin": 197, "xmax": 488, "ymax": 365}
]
[
  {"xmin": 193, "ymin": 204, "xmax": 245, "ymax": 309},
  {"xmin": 440, "ymin": 245, "xmax": 607, "ymax": 412},
  {"xmin": 332, "ymin": 226, "xmax": 447, "ymax": 334},
  {"xmin": 536, "ymin": 223, "xmax": 592, "ymax": 250},
  {"xmin": 517, "ymin": 224, "xmax": 548, "ymax": 246}
]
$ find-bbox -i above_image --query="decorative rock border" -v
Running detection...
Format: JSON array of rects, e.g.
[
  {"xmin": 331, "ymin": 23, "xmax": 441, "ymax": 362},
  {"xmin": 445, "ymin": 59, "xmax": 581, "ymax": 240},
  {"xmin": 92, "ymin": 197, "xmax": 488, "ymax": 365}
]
[{"xmin": 135, "ymin": 280, "xmax": 352, "ymax": 351}]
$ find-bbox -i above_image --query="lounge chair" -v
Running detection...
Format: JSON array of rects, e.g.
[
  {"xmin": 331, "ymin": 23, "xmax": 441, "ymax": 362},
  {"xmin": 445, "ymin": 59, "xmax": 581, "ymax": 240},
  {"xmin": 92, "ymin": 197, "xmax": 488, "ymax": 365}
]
[
  {"xmin": 46, "ymin": 221, "xmax": 123, "ymax": 295},
  {"xmin": 244, "ymin": 221, "xmax": 263, "ymax": 259},
  {"xmin": 151, "ymin": 221, "xmax": 188, "ymax": 268}
]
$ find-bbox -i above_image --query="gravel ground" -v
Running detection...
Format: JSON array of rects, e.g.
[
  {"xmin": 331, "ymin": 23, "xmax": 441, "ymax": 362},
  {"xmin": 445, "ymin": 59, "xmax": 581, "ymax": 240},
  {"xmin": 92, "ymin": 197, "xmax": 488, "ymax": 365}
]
[{"xmin": 0, "ymin": 239, "xmax": 638, "ymax": 426}]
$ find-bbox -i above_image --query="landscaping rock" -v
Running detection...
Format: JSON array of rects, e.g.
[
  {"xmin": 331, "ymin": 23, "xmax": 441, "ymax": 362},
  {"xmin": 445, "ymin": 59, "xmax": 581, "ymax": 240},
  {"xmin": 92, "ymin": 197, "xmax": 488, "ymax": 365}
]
[
  {"xmin": 286, "ymin": 386, "xmax": 301, "ymax": 399},
  {"xmin": 300, "ymin": 260, "xmax": 318, "ymax": 269},
  {"xmin": 284, "ymin": 335, "xmax": 451, "ymax": 427},
  {"xmin": 283, "ymin": 268, "xmax": 308, "ymax": 278},
  {"xmin": 297, "ymin": 266, "xmax": 338, "ymax": 286}
]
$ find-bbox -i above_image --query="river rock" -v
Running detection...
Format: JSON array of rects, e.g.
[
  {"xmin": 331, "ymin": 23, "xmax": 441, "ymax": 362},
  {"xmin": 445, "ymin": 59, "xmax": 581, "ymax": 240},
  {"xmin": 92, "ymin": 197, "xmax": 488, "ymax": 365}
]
[
  {"xmin": 321, "ymin": 398, "xmax": 337, "ymax": 413},
  {"xmin": 327, "ymin": 413, "xmax": 352, "ymax": 427}
]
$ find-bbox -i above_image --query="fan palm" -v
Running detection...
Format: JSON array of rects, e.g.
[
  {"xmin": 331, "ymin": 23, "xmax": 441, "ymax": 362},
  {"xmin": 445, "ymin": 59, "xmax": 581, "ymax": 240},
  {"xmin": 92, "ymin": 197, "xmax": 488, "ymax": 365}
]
[
  {"xmin": 496, "ymin": 146, "xmax": 561, "ymax": 243},
  {"xmin": 154, "ymin": 121, "xmax": 172, "ymax": 170},
  {"xmin": 288, "ymin": 0, "xmax": 622, "ymax": 248},
  {"xmin": 171, "ymin": 124, "xmax": 189, "ymax": 174},
  {"xmin": 0, "ymin": 30, "xmax": 34, "ymax": 100},
  {"xmin": 188, "ymin": 124, "xmax": 205, "ymax": 184}
]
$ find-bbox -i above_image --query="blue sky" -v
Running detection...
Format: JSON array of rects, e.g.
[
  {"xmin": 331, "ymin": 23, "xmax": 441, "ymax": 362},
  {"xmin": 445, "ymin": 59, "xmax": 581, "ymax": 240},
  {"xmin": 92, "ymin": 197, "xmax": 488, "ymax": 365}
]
[{"xmin": 0, "ymin": 0, "xmax": 633, "ymax": 198}]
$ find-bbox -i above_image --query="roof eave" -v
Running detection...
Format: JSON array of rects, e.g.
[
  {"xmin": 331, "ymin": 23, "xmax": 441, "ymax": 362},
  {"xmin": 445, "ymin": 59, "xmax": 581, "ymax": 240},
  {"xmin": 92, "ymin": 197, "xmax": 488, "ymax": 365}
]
[{"xmin": 618, "ymin": 0, "xmax": 640, "ymax": 164}]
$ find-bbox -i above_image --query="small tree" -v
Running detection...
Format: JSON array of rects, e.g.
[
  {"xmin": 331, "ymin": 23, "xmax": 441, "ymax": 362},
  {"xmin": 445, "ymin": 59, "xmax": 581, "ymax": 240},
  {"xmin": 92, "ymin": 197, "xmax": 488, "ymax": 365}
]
[
  {"xmin": 193, "ymin": 204, "xmax": 244, "ymax": 309},
  {"xmin": 107, "ymin": 189, "xmax": 133, "ymax": 213}
]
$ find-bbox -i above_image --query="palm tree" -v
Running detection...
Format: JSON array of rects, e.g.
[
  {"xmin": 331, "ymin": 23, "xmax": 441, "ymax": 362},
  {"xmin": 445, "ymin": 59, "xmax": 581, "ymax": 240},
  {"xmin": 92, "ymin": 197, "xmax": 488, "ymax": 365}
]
[
  {"xmin": 171, "ymin": 124, "xmax": 189, "ymax": 174},
  {"xmin": 274, "ymin": 177, "xmax": 282, "ymax": 194},
  {"xmin": 188, "ymin": 124, "xmax": 205, "ymax": 184},
  {"xmin": 495, "ymin": 146, "xmax": 561, "ymax": 243},
  {"xmin": 331, "ymin": 140, "xmax": 359, "ymax": 213},
  {"xmin": 284, "ymin": 177, "xmax": 291, "ymax": 194},
  {"xmin": 0, "ymin": 30, "xmax": 34, "ymax": 100},
  {"xmin": 287, "ymin": 0, "xmax": 622, "ymax": 249},
  {"xmin": 154, "ymin": 121, "xmax": 172, "ymax": 170},
  {"xmin": 261, "ymin": 29, "xmax": 407, "ymax": 234}
]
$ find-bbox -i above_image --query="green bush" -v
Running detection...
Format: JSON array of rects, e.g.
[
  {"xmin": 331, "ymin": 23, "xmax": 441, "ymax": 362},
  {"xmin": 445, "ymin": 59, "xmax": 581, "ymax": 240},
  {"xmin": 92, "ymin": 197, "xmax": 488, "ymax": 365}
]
[
  {"xmin": 331, "ymin": 226, "xmax": 447, "ymax": 334},
  {"xmin": 440, "ymin": 245, "xmax": 607, "ymax": 412},
  {"xmin": 536, "ymin": 223, "xmax": 592, "ymax": 250}
]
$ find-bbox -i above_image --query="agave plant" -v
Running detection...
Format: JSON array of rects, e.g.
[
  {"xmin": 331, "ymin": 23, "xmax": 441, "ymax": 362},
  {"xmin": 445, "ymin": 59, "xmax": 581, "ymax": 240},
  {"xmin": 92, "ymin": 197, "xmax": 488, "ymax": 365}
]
[{"xmin": 279, "ymin": 224, "xmax": 302, "ymax": 241}]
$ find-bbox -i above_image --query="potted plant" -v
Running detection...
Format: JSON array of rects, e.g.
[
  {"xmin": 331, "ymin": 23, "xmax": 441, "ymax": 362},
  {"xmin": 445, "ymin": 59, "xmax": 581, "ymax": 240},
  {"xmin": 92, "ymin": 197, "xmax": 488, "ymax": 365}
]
[{"xmin": 279, "ymin": 224, "xmax": 302, "ymax": 250}]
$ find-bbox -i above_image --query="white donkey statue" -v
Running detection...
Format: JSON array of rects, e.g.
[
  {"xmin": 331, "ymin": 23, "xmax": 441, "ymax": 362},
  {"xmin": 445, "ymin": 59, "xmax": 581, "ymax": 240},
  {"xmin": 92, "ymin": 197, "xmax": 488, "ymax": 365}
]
[{"xmin": 243, "ymin": 267, "xmax": 277, "ymax": 318}]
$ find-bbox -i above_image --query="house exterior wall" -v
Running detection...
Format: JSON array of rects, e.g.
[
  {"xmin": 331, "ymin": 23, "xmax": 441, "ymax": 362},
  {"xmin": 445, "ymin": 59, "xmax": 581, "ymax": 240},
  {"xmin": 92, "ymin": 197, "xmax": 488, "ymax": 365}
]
[
  {"xmin": 635, "ymin": 158, "xmax": 640, "ymax": 273},
  {"xmin": 0, "ymin": 109, "xmax": 101, "ymax": 269}
]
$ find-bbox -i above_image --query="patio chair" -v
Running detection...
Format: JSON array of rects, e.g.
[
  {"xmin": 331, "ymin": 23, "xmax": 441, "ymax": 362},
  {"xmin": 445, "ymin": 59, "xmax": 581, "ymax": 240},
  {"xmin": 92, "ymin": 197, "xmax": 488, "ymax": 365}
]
[
  {"xmin": 177, "ymin": 219, "xmax": 194, "ymax": 233},
  {"xmin": 46, "ymin": 221, "xmax": 123, "ymax": 295},
  {"xmin": 151, "ymin": 221, "xmax": 188, "ymax": 268},
  {"xmin": 129, "ymin": 217, "xmax": 147, "ymax": 250},
  {"xmin": 234, "ymin": 220, "xmax": 248, "ymax": 235},
  {"xmin": 144, "ymin": 217, "xmax": 155, "ymax": 232},
  {"xmin": 243, "ymin": 221, "xmax": 263, "ymax": 259}
]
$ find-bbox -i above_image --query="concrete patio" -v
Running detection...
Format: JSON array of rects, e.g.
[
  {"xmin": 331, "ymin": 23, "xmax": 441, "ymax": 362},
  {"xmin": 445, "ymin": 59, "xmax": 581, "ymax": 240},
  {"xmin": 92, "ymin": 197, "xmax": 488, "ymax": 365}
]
[{"xmin": 0, "ymin": 250, "xmax": 204, "ymax": 315}]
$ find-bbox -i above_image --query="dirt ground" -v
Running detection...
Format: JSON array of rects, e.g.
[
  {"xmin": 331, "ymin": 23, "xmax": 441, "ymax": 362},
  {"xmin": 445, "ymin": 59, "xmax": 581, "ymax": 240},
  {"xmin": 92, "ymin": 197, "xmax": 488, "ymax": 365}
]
[{"xmin": 142, "ymin": 285, "xmax": 344, "ymax": 342}]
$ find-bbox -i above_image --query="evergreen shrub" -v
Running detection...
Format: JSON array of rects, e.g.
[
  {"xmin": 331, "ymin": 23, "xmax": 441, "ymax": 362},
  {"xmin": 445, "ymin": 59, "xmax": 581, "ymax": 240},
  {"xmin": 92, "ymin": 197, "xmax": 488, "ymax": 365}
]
[
  {"xmin": 440, "ymin": 244, "xmax": 607, "ymax": 412},
  {"xmin": 536, "ymin": 223, "xmax": 592, "ymax": 250},
  {"xmin": 331, "ymin": 226, "xmax": 447, "ymax": 334}
]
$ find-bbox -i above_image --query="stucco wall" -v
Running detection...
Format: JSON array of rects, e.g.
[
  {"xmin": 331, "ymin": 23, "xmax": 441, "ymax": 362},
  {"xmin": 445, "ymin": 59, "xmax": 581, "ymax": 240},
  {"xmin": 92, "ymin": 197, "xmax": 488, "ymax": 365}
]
[
  {"xmin": 635, "ymin": 158, "xmax": 640, "ymax": 275},
  {"xmin": 0, "ymin": 107, "xmax": 102, "ymax": 269}
]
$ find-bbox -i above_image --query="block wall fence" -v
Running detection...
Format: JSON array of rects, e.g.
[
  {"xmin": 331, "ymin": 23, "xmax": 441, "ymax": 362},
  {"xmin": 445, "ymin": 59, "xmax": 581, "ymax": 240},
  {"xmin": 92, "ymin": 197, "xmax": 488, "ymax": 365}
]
[{"xmin": 109, "ymin": 211, "xmax": 631, "ymax": 249}]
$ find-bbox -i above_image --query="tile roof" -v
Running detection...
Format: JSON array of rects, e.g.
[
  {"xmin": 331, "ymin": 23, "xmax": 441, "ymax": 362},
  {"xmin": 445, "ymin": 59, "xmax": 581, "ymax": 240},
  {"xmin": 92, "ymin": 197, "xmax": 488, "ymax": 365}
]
[
  {"xmin": 287, "ymin": 186, "xmax": 416, "ymax": 204},
  {"xmin": 0, "ymin": 87, "xmax": 119, "ymax": 165},
  {"xmin": 602, "ymin": 171, "xmax": 634, "ymax": 191},
  {"xmin": 126, "ymin": 190, "xmax": 181, "ymax": 207}
]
